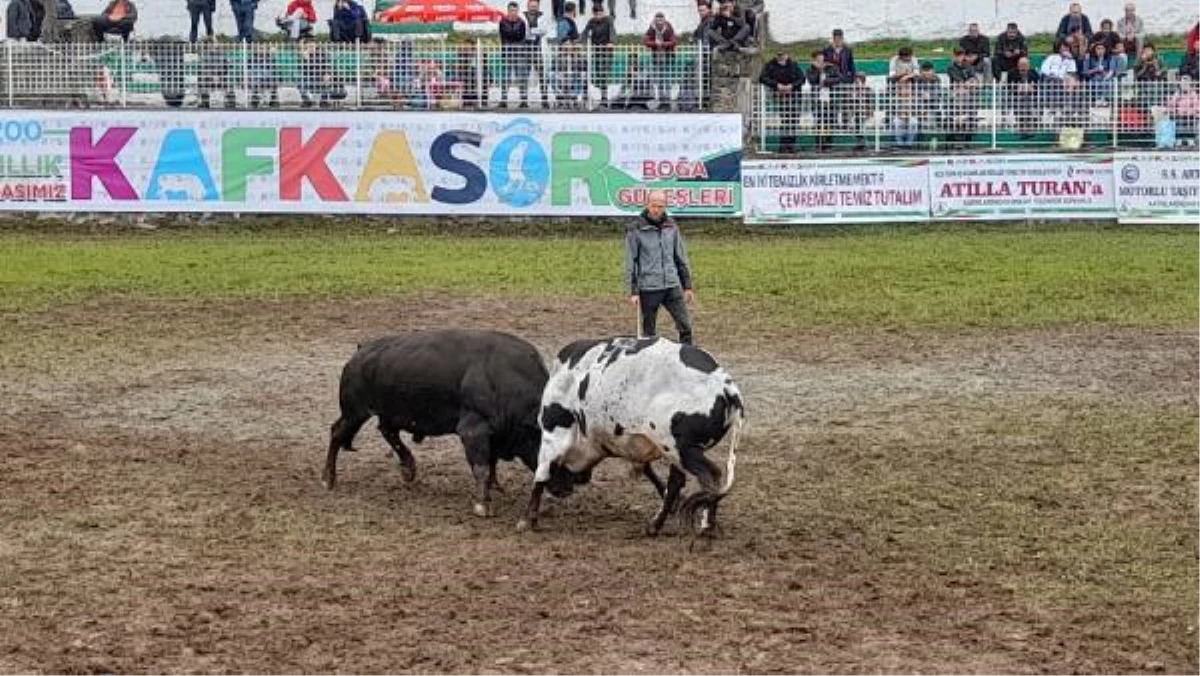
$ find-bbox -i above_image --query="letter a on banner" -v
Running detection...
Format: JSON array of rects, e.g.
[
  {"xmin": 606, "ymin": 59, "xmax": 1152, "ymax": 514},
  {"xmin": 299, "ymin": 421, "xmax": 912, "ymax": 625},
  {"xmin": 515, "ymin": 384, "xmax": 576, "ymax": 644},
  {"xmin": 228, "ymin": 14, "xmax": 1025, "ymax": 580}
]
[{"xmin": 355, "ymin": 131, "xmax": 429, "ymax": 204}]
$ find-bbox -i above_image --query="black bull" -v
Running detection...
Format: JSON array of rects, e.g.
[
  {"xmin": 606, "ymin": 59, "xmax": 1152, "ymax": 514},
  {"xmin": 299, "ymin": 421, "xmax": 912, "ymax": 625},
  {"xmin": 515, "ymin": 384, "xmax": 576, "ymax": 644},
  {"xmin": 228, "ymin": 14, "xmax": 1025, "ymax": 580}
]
[{"xmin": 322, "ymin": 329, "xmax": 549, "ymax": 517}]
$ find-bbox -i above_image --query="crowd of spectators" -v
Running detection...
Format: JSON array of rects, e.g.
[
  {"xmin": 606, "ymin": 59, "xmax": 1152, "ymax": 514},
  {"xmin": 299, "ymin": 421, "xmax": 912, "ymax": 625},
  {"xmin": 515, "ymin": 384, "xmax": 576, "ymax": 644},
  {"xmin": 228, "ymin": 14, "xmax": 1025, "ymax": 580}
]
[{"xmin": 755, "ymin": 1, "xmax": 1199, "ymax": 150}]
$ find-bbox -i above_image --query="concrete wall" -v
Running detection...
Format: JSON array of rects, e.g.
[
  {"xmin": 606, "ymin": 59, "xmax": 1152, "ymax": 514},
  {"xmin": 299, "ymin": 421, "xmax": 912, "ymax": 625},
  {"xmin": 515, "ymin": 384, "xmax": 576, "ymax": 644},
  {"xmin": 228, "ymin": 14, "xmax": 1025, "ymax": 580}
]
[{"xmin": 23, "ymin": 0, "xmax": 1199, "ymax": 42}]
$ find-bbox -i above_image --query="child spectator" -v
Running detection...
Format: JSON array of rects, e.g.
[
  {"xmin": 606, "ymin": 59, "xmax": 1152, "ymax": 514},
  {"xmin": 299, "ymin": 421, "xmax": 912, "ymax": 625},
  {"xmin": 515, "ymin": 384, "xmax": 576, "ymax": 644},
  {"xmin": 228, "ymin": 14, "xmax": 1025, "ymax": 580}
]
[
  {"xmin": 806, "ymin": 50, "xmax": 840, "ymax": 152},
  {"xmin": 1082, "ymin": 42, "xmax": 1116, "ymax": 102},
  {"xmin": 888, "ymin": 46, "xmax": 919, "ymax": 86},
  {"xmin": 890, "ymin": 79, "xmax": 919, "ymax": 148}
]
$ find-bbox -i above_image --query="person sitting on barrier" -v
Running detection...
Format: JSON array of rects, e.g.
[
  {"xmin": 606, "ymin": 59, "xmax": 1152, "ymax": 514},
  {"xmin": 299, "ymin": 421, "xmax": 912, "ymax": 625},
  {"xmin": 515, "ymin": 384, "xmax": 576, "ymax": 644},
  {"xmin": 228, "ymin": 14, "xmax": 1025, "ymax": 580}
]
[
  {"xmin": 992, "ymin": 22, "xmax": 1027, "ymax": 82},
  {"xmin": 1167, "ymin": 76, "xmax": 1199, "ymax": 146},
  {"xmin": 706, "ymin": 0, "xmax": 751, "ymax": 54},
  {"xmin": 1082, "ymin": 41, "xmax": 1116, "ymax": 103},
  {"xmin": 947, "ymin": 48, "xmax": 982, "ymax": 149},
  {"xmin": 1005, "ymin": 56, "xmax": 1040, "ymax": 137},
  {"xmin": 276, "ymin": 0, "xmax": 316, "ymax": 40},
  {"xmin": 92, "ymin": 0, "xmax": 137, "ymax": 42},
  {"xmin": 758, "ymin": 49, "xmax": 802, "ymax": 153},
  {"xmin": 958, "ymin": 22, "xmax": 991, "ymax": 82}
]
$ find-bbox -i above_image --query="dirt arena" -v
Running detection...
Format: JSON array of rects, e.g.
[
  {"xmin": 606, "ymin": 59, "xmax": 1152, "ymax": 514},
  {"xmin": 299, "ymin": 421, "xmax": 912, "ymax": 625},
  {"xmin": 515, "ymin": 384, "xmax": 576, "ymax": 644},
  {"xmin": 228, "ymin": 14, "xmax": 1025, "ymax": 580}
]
[{"xmin": 1, "ymin": 293, "xmax": 1196, "ymax": 674}]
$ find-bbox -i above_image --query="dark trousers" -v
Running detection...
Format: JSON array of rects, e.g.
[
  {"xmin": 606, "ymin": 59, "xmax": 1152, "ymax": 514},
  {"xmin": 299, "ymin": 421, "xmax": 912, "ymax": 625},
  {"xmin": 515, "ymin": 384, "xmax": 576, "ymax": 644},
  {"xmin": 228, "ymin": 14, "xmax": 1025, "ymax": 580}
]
[
  {"xmin": 189, "ymin": 8, "xmax": 214, "ymax": 42},
  {"xmin": 233, "ymin": 6, "xmax": 256, "ymax": 42},
  {"xmin": 639, "ymin": 286, "xmax": 693, "ymax": 345}
]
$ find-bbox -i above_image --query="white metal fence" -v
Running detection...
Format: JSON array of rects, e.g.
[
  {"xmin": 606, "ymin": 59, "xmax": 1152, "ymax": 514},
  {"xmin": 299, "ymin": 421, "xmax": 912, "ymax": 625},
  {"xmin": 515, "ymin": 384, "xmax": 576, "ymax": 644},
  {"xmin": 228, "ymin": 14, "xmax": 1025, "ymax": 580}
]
[
  {"xmin": 752, "ymin": 78, "xmax": 1200, "ymax": 153},
  {"xmin": 0, "ymin": 39, "xmax": 708, "ymax": 111}
]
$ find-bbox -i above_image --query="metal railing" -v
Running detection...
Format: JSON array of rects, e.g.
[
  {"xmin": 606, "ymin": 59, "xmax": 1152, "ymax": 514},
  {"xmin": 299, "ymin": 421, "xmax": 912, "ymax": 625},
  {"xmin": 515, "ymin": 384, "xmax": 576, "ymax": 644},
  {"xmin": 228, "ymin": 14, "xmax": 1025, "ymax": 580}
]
[
  {"xmin": 0, "ymin": 39, "xmax": 710, "ymax": 111},
  {"xmin": 752, "ymin": 77, "xmax": 1200, "ymax": 153}
]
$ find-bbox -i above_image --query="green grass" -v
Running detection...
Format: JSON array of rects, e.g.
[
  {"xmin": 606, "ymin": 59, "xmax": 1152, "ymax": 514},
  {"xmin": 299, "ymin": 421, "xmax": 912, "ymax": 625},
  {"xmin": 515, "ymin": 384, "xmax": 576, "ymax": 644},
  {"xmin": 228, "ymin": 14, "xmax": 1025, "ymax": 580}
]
[{"xmin": 0, "ymin": 223, "xmax": 1195, "ymax": 329}]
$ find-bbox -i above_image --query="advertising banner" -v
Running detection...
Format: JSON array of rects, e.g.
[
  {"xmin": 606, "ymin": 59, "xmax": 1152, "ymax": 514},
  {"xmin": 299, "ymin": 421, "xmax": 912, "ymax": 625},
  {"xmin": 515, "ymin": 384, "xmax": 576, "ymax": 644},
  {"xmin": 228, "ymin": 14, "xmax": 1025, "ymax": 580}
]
[
  {"xmin": 1113, "ymin": 152, "xmax": 1200, "ymax": 224},
  {"xmin": 0, "ymin": 112, "xmax": 743, "ymax": 216},
  {"xmin": 929, "ymin": 154, "xmax": 1115, "ymax": 220},
  {"xmin": 742, "ymin": 158, "xmax": 930, "ymax": 224}
]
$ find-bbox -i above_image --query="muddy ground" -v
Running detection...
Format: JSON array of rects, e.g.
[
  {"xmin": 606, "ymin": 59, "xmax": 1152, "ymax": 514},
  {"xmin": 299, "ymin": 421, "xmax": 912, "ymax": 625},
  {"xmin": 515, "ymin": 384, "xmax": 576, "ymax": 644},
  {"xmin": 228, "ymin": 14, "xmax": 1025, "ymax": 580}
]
[{"xmin": 0, "ymin": 294, "xmax": 1196, "ymax": 674}]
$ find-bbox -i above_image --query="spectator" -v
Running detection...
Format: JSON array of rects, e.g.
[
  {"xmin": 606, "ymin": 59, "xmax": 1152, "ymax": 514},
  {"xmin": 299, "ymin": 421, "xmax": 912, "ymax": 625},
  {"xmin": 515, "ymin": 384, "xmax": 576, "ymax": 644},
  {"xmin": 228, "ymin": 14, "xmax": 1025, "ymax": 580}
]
[
  {"xmin": 552, "ymin": 42, "xmax": 587, "ymax": 108},
  {"xmin": 1040, "ymin": 42, "xmax": 1078, "ymax": 82},
  {"xmin": 276, "ymin": 0, "xmax": 315, "ymax": 40},
  {"xmin": 1005, "ymin": 57, "xmax": 1040, "ymax": 136},
  {"xmin": 959, "ymin": 22, "xmax": 991, "ymax": 80},
  {"xmin": 992, "ymin": 22, "xmax": 1027, "ymax": 81},
  {"xmin": 821, "ymin": 27, "xmax": 856, "ymax": 81},
  {"xmin": 914, "ymin": 62, "xmax": 944, "ymax": 142},
  {"xmin": 1133, "ymin": 44, "xmax": 1165, "ymax": 81},
  {"xmin": 1167, "ymin": 76, "xmax": 1199, "ymax": 145},
  {"xmin": 582, "ymin": 2, "xmax": 615, "ymax": 107},
  {"xmin": 1090, "ymin": 18, "xmax": 1119, "ymax": 52},
  {"xmin": 707, "ymin": 0, "xmax": 751, "ymax": 54},
  {"xmin": 691, "ymin": 0, "xmax": 715, "ymax": 48},
  {"xmin": 1181, "ymin": 49, "xmax": 1199, "ymax": 81},
  {"xmin": 888, "ymin": 46, "xmax": 919, "ymax": 86},
  {"xmin": 92, "ymin": 0, "xmax": 136, "ymax": 41},
  {"xmin": 806, "ymin": 50, "xmax": 840, "ymax": 152},
  {"xmin": 551, "ymin": 0, "xmax": 578, "ymax": 43},
  {"xmin": 498, "ymin": 2, "xmax": 528, "ymax": 107},
  {"xmin": 524, "ymin": 0, "xmax": 550, "ymax": 108},
  {"xmin": 947, "ymin": 48, "xmax": 982, "ymax": 148},
  {"xmin": 187, "ymin": 0, "xmax": 214, "ymax": 43},
  {"xmin": 758, "ymin": 49, "xmax": 802, "ymax": 153},
  {"xmin": 890, "ymin": 79, "xmax": 919, "ymax": 147},
  {"xmin": 643, "ymin": 12, "xmax": 676, "ymax": 104},
  {"xmin": 298, "ymin": 38, "xmax": 340, "ymax": 108},
  {"xmin": 1116, "ymin": 2, "xmax": 1144, "ymax": 57},
  {"xmin": 1041, "ymin": 43, "xmax": 1083, "ymax": 128},
  {"xmin": 1056, "ymin": 2, "xmax": 1092, "ymax": 43},
  {"xmin": 231, "ymin": 0, "xmax": 256, "ymax": 42},
  {"xmin": 1112, "ymin": 41, "xmax": 1129, "ymax": 78},
  {"xmin": 6, "ymin": 0, "xmax": 37, "ymax": 41},
  {"xmin": 1082, "ymin": 41, "xmax": 1116, "ymax": 102},
  {"xmin": 844, "ymin": 73, "xmax": 874, "ymax": 151},
  {"xmin": 331, "ymin": 0, "xmax": 368, "ymax": 43},
  {"xmin": 1065, "ymin": 28, "xmax": 1089, "ymax": 71}
]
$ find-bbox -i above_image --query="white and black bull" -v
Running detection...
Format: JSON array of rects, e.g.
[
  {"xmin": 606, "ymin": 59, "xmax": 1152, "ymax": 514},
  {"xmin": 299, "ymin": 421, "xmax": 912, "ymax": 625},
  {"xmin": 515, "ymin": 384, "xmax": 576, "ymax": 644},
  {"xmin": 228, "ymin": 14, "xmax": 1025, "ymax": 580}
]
[
  {"xmin": 323, "ymin": 329, "xmax": 548, "ymax": 517},
  {"xmin": 517, "ymin": 336, "xmax": 744, "ymax": 536}
]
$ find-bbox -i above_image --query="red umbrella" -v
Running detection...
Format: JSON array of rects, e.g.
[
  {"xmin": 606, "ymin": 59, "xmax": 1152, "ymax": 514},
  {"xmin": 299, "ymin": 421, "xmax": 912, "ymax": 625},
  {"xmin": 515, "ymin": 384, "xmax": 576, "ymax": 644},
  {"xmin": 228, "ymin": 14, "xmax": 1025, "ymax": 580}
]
[{"xmin": 378, "ymin": 0, "xmax": 504, "ymax": 24}]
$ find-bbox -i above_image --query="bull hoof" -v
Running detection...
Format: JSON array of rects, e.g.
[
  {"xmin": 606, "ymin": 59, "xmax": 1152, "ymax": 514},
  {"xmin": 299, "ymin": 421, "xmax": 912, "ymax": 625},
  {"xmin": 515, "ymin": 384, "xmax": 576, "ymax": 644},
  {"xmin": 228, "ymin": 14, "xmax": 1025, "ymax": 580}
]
[
  {"xmin": 321, "ymin": 473, "xmax": 336, "ymax": 490},
  {"xmin": 473, "ymin": 503, "xmax": 493, "ymax": 518},
  {"xmin": 401, "ymin": 467, "xmax": 417, "ymax": 483}
]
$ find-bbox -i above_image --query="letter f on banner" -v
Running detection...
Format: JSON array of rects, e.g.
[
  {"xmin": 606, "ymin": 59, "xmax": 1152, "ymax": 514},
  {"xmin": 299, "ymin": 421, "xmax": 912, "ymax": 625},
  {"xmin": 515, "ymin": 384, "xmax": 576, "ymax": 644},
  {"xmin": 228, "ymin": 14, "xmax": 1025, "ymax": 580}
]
[{"xmin": 70, "ymin": 127, "xmax": 138, "ymax": 200}]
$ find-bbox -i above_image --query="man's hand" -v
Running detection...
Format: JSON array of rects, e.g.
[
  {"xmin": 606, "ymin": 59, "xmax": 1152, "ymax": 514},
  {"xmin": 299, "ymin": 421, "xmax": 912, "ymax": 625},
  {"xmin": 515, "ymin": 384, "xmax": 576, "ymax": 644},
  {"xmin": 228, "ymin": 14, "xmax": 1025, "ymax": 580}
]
[
  {"xmin": 684, "ymin": 289, "xmax": 696, "ymax": 304},
  {"xmin": 629, "ymin": 294, "xmax": 640, "ymax": 305}
]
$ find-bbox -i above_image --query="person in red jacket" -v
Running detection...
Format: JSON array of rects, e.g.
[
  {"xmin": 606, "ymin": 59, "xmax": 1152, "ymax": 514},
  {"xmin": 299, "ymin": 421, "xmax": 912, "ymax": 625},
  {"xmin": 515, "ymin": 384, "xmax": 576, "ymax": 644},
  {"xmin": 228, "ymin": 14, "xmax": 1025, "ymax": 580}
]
[
  {"xmin": 643, "ymin": 12, "xmax": 676, "ymax": 103},
  {"xmin": 277, "ymin": 0, "xmax": 316, "ymax": 39}
]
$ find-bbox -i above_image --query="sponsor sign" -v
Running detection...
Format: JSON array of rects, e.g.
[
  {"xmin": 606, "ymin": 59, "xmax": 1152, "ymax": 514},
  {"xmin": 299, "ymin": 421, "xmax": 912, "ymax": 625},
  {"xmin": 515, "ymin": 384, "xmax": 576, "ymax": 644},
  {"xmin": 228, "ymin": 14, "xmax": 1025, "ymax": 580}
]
[
  {"xmin": 1114, "ymin": 152, "xmax": 1200, "ymax": 224},
  {"xmin": 929, "ymin": 154, "xmax": 1114, "ymax": 220},
  {"xmin": 0, "ymin": 112, "xmax": 743, "ymax": 215},
  {"xmin": 742, "ymin": 158, "xmax": 930, "ymax": 224}
]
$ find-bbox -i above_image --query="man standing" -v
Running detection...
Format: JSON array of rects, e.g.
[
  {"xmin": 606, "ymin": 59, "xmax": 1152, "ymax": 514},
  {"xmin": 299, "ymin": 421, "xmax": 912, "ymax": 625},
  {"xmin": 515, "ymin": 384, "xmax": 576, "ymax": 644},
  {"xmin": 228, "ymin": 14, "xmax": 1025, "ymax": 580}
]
[
  {"xmin": 186, "ymin": 0, "xmax": 215, "ymax": 43},
  {"xmin": 582, "ymin": 2, "xmax": 615, "ymax": 108},
  {"xmin": 625, "ymin": 190, "xmax": 696, "ymax": 345},
  {"xmin": 230, "ymin": 0, "xmax": 257, "ymax": 42},
  {"xmin": 498, "ymin": 2, "xmax": 528, "ymax": 107},
  {"xmin": 758, "ymin": 48, "xmax": 803, "ymax": 152}
]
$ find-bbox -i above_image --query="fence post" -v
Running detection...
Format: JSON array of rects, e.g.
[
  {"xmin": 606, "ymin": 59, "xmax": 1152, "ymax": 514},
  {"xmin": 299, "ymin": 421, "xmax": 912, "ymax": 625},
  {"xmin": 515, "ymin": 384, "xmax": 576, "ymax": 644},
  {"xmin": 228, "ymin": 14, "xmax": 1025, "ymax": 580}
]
[
  {"xmin": 696, "ymin": 44, "xmax": 704, "ymax": 110},
  {"xmin": 242, "ymin": 40, "xmax": 249, "ymax": 108},
  {"xmin": 5, "ymin": 41, "xmax": 12, "ymax": 108},
  {"xmin": 585, "ymin": 40, "xmax": 593, "ymax": 110},
  {"xmin": 350, "ymin": 41, "xmax": 360, "ymax": 109},
  {"xmin": 757, "ymin": 83, "xmax": 765, "ymax": 152},
  {"xmin": 119, "ymin": 39, "xmax": 127, "ymax": 108},
  {"xmin": 873, "ymin": 89, "xmax": 881, "ymax": 152},
  {"xmin": 990, "ymin": 82, "xmax": 998, "ymax": 150},
  {"xmin": 476, "ymin": 37, "xmax": 484, "ymax": 110},
  {"xmin": 1111, "ymin": 82, "xmax": 1120, "ymax": 149}
]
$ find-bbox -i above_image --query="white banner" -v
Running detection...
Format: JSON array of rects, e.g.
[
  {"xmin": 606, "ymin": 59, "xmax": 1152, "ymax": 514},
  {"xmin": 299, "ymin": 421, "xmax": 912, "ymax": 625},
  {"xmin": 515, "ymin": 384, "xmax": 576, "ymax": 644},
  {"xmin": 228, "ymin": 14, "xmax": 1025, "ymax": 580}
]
[
  {"xmin": 929, "ymin": 154, "xmax": 1115, "ymax": 220},
  {"xmin": 0, "ymin": 111, "xmax": 743, "ymax": 216},
  {"xmin": 742, "ymin": 158, "xmax": 930, "ymax": 224},
  {"xmin": 1114, "ymin": 152, "xmax": 1200, "ymax": 224}
]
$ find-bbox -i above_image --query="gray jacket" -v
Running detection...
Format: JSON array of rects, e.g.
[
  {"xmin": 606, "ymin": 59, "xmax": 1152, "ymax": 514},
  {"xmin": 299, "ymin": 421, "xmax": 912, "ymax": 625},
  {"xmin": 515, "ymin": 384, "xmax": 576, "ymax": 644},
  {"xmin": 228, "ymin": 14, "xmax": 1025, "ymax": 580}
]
[{"xmin": 624, "ymin": 211, "xmax": 693, "ymax": 294}]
